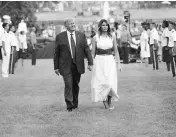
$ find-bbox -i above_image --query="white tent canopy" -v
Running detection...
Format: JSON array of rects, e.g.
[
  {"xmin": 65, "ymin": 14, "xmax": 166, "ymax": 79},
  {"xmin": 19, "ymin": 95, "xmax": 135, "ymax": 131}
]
[{"xmin": 161, "ymin": 1, "xmax": 171, "ymax": 5}]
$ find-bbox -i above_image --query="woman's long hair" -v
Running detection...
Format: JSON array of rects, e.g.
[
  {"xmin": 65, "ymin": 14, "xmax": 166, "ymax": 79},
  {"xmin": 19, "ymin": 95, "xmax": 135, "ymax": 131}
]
[{"xmin": 98, "ymin": 19, "xmax": 112, "ymax": 37}]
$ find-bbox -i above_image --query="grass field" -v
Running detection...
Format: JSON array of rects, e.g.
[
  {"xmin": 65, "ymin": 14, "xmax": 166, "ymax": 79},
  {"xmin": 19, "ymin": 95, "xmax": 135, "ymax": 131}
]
[{"xmin": 0, "ymin": 59, "xmax": 176, "ymax": 137}]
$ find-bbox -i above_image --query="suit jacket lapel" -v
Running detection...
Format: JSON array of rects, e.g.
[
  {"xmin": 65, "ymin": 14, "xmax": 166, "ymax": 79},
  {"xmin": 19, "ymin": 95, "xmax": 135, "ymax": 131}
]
[{"xmin": 64, "ymin": 31, "xmax": 71, "ymax": 54}]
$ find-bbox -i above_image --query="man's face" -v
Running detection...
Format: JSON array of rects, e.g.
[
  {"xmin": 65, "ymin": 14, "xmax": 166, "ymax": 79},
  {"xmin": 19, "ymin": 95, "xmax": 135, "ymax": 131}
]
[
  {"xmin": 162, "ymin": 23, "xmax": 165, "ymax": 28},
  {"xmin": 11, "ymin": 26, "xmax": 15, "ymax": 32},
  {"xmin": 65, "ymin": 19, "xmax": 76, "ymax": 32},
  {"xmin": 5, "ymin": 24, "xmax": 9, "ymax": 31},
  {"xmin": 150, "ymin": 24, "xmax": 153, "ymax": 30},
  {"xmin": 168, "ymin": 23, "xmax": 173, "ymax": 31},
  {"xmin": 123, "ymin": 25, "xmax": 126, "ymax": 30},
  {"xmin": 33, "ymin": 27, "xmax": 36, "ymax": 32}
]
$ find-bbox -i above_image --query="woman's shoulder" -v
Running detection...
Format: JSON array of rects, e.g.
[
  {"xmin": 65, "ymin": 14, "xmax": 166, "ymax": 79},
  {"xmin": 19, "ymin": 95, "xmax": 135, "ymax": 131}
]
[{"xmin": 93, "ymin": 34, "xmax": 99, "ymax": 41}]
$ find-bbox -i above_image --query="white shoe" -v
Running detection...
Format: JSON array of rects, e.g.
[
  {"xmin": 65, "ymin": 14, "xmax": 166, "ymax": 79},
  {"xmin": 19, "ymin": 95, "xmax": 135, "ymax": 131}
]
[{"xmin": 109, "ymin": 105, "xmax": 114, "ymax": 110}]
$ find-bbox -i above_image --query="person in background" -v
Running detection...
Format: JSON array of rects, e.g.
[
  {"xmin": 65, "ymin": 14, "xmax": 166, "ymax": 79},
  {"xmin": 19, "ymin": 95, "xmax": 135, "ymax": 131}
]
[
  {"xmin": 168, "ymin": 21, "xmax": 176, "ymax": 77},
  {"xmin": 150, "ymin": 22, "xmax": 159, "ymax": 70},
  {"xmin": 161, "ymin": 20, "xmax": 170, "ymax": 71},
  {"xmin": 114, "ymin": 22, "xmax": 121, "ymax": 48},
  {"xmin": 140, "ymin": 22, "xmax": 150, "ymax": 67},
  {"xmin": 146, "ymin": 23, "xmax": 152, "ymax": 64},
  {"xmin": 30, "ymin": 26, "xmax": 37, "ymax": 66},
  {"xmin": 1, "ymin": 23, "xmax": 11, "ymax": 78},
  {"xmin": 9, "ymin": 24, "xmax": 19, "ymax": 74},
  {"xmin": 0, "ymin": 17, "xmax": 4, "ymax": 61},
  {"xmin": 173, "ymin": 23, "xmax": 176, "ymax": 65},
  {"xmin": 120, "ymin": 24, "xmax": 131, "ymax": 64},
  {"xmin": 18, "ymin": 31, "xmax": 28, "ymax": 66},
  {"xmin": 41, "ymin": 25, "xmax": 49, "ymax": 38},
  {"xmin": 18, "ymin": 19, "xmax": 27, "ymax": 34},
  {"xmin": 157, "ymin": 24, "xmax": 163, "ymax": 62},
  {"xmin": 85, "ymin": 26, "xmax": 93, "ymax": 51}
]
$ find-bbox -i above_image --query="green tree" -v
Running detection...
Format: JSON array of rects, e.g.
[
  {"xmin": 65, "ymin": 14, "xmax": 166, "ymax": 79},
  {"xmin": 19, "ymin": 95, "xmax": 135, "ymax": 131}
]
[{"xmin": 0, "ymin": 1, "xmax": 38, "ymax": 27}]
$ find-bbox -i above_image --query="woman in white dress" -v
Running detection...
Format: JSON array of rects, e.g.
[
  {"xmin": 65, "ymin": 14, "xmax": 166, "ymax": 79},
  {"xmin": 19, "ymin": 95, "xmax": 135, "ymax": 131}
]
[
  {"xmin": 91, "ymin": 19, "xmax": 121, "ymax": 110},
  {"xmin": 140, "ymin": 22, "xmax": 150, "ymax": 67}
]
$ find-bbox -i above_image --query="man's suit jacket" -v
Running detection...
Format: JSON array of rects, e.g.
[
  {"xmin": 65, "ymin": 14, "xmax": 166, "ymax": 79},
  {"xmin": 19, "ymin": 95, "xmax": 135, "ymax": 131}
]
[{"xmin": 54, "ymin": 31, "xmax": 93, "ymax": 76}]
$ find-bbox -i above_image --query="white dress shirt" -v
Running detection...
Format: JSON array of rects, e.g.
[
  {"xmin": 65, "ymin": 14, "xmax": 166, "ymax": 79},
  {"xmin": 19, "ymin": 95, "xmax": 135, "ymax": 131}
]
[
  {"xmin": 161, "ymin": 27, "xmax": 170, "ymax": 47},
  {"xmin": 168, "ymin": 29, "xmax": 176, "ymax": 47},
  {"xmin": 66, "ymin": 30, "xmax": 76, "ymax": 58},
  {"xmin": 1, "ymin": 31, "xmax": 12, "ymax": 56},
  {"xmin": 150, "ymin": 28, "xmax": 159, "ymax": 45},
  {"xmin": 9, "ymin": 31, "xmax": 19, "ymax": 51}
]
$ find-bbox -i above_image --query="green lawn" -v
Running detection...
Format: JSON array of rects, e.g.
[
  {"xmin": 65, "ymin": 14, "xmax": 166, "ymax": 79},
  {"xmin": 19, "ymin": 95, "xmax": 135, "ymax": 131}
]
[{"xmin": 0, "ymin": 60, "xmax": 176, "ymax": 137}]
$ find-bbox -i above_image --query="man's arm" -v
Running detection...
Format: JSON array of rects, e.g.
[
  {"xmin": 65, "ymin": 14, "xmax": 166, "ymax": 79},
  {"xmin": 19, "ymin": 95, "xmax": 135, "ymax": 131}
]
[
  {"xmin": 30, "ymin": 33, "xmax": 36, "ymax": 49},
  {"xmin": 91, "ymin": 36, "xmax": 96, "ymax": 58},
  {"xmin": 2, "ymin": 41, "xmax": 6, "ymax": 56},
  {"xmin": 113, "ymin": 35, "xmax": 121, "ymax": 71},
  {"xmin": 83, "ymin": 34, "xmax": 93, "ymax": 66},
  {"xmin": 53, "ymin": 35, "xmax": 60, "ymax": 71}
]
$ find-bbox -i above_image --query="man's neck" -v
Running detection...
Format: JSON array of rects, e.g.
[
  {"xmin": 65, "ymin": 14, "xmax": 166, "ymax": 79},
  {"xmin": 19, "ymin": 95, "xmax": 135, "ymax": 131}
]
[{"xmin": 67, "ymin": 30, "xmax": 75, "ymax": 33}]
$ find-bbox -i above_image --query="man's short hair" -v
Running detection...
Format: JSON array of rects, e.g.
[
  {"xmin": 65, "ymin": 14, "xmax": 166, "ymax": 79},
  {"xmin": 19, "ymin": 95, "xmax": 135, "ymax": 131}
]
[
  {"xmin": 122, "ymin": 24, "xmax": 127, "ymax": 28},
  {"xmin": 2, "ymin": 23, "xmax": 8, "ymax": 29},
  {"xmin": 151, "ymin": 22, "xmax": 156, "ymax": 27},
  {"xmin": 168, "ymin": 21, "xmax": 175, "ymax": 27},
  {"xmin": 64, "ymin": 18, "xmax": 75, "ymax": 26}
]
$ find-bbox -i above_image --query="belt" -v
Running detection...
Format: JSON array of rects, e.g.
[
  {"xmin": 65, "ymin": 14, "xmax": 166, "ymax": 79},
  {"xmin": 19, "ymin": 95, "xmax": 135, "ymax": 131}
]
[{"xmin": 96, "ymin": 48, "xmax": 113, "ymax": 55}]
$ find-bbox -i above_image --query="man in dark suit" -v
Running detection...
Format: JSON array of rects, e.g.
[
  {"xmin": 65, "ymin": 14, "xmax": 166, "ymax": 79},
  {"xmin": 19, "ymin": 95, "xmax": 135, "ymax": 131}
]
[{"xmin": 54, "ymin": 18, "xmax": 93, "ymax": 112}]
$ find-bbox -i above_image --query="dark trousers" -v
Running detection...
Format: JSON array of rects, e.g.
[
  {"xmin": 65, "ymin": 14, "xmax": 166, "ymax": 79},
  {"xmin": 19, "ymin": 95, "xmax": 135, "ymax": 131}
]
[
  {"xmin": 166, "ymin": 47, "xmax": 175, "ymax": 76},
  {"xmin": 121, "ymin": 42, "xmax": 129, "ymax": 64},
  {"xmin": 9, "ymin": 49, "xmax": 18, "ymax": 74},
  {"xmin": 63, "ymin": 61, "xmax": 81, "ymax": 109},
  {"xmin": 150, "ymin": 44, "xmax": 159, "ymax": 70},
  {"xmin": 32, "ymin": 49, "xmax": 37, "ymax": 65}
]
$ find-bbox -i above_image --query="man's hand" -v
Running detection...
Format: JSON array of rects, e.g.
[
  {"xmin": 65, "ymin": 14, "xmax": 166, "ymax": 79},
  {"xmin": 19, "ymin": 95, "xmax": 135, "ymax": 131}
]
[
  {"xmin": 117, "ymin": 64, "xmax": 122, "ymax": 72},
  {"xmin": 4, "ymin": 51, "xmax": 7, "ymax": 56},
  {"xmin": 87, "ymin": 65, "xmax": 93, "ymax": 71},
  {"xmin": 55, "ymin": 69, "xmax": 60, "ymax": 76}
]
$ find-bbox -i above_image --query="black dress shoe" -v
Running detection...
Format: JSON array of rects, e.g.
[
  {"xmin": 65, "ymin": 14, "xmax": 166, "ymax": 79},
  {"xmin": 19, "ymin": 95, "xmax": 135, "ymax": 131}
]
[
  {"xmin": 103, "ymin": 101, "xmax": 109, "ymax": 109},
  {"xmin": 67, "ymin": 108, "xmax": 72, "ymax": 112},
  {"xmin": 173, "ymin": 74, "xmax": 175, "ymax": 77},
  {"xmin": 73, "ymin": 106, "xmax": 78, "ymax": 109}
]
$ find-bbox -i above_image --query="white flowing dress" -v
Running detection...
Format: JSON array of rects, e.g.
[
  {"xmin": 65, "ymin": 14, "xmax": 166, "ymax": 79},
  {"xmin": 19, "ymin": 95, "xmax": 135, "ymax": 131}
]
[
  {"xmin": 140, "ymin": 31, "xmax": 150, "ymax": 58},
  {"xmin": 91, "ymin": 35, "xmax": 119, "ymax": 102}
]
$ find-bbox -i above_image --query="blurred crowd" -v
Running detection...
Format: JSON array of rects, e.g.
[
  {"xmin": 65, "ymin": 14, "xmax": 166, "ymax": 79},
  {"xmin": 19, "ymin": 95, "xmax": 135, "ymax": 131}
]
[
  {"xmin": 83, "ymin": 19, "xmax": 176, "ymax": 77},
  {"xmin": 0, "ymin": 15, "xmax": 37, "ymax": 78}
]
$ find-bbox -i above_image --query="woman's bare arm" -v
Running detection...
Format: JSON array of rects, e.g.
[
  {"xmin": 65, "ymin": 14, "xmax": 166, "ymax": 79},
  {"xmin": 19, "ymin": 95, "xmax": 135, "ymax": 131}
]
[{"xmin": 91, "ymin": 36, "xmax": 97, "ymax": 59}]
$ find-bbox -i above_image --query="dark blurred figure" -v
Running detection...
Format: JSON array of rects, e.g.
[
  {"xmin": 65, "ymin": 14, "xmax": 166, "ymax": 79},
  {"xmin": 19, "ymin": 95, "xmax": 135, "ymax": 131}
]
[
  {"xmin": 161, "ymin": 20, "xmax": 170, "ymax": 71},
  {"xmin": 168, "ymin": 21, "xmax": 176, "ymax": 77},
  {"xmin": 149, "ymin": 22, "xmax": 159, "ymax": 70},
  {"xmin": 120, "ymin": 24, "xmax": 131, "ymax": 64}
]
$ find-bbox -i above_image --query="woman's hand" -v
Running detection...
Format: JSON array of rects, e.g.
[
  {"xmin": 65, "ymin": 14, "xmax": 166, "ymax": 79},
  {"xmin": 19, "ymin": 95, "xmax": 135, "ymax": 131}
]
[
  {"xmin": 118, "ymin": 64, "xmax": 122, "ymax": 72},
  {"xmin": 116, "ymin": 60, "xmax": 122, "ymax": 72}
]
